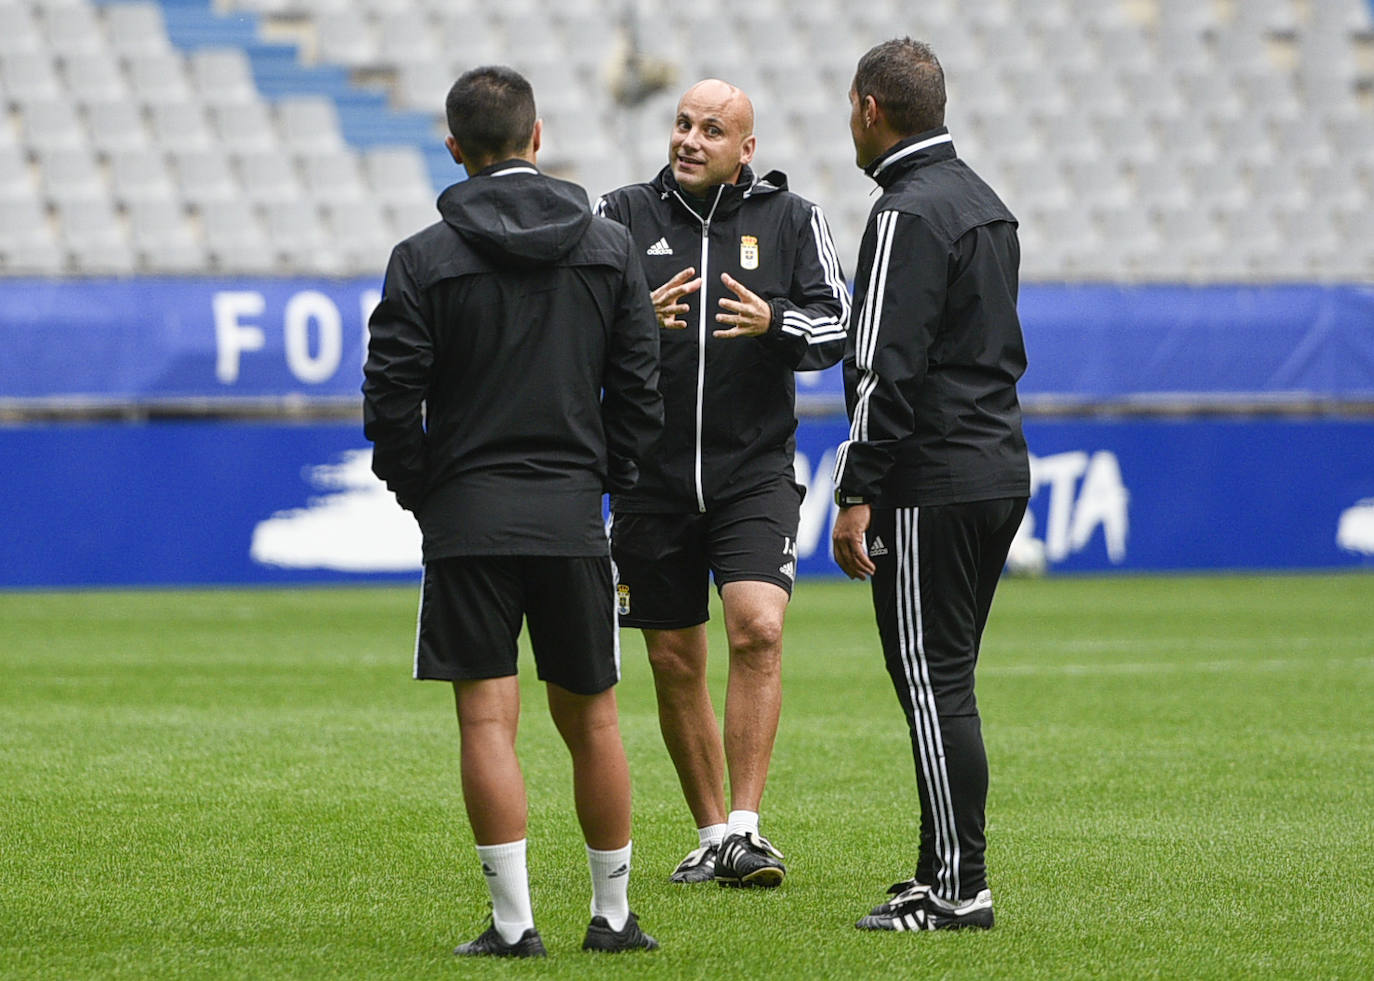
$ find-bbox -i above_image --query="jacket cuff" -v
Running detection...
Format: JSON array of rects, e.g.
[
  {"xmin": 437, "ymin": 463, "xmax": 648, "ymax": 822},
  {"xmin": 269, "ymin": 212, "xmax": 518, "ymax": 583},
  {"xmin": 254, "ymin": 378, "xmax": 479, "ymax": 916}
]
[{"xmin": 765, "ymin": 298, "xmax": 787, "ymax": 337}]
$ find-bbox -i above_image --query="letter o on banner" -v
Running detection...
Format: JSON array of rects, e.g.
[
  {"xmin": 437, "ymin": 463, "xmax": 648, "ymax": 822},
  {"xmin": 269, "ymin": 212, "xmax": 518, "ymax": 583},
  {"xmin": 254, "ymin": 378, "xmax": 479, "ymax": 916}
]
[{"xmin": 284, "ymin": 291, "xmax": 343, "ymax": 384}]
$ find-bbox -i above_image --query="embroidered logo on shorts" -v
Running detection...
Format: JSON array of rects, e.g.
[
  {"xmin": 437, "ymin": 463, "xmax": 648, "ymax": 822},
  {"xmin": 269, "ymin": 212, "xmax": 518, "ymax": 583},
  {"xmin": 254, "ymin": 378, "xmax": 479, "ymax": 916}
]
[
  {"xmin": 740, "ymin": 234, "xmax": 759, "ymax": 270},
  {"xmin": 617, "ymin": 583, "xmax": 631, "ymax": 615},
  {"xmin": 868, "ymin": 535, "xmax": 889, "ymax": 557},
  {"xmin": 780, "ymin": 560, "xmax": 796, "ymax": 580}
]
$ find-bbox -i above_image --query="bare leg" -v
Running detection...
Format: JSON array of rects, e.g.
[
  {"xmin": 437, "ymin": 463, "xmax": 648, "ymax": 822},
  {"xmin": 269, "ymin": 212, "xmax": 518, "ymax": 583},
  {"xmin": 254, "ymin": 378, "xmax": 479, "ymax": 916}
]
[
  {"xmin": 644, "ymin": 624, "xmax": 728, "ymax": 828},
  {"xmin": 546, "ymin": 683, "xmax": 632, "ymax": 850},
  {"xmin": 453, "ymin": 676, "xmax": 526, "ymax": 845},
  {"xmin": 719, "ymin": 581, "xmax": 789, "ymax": 814}
]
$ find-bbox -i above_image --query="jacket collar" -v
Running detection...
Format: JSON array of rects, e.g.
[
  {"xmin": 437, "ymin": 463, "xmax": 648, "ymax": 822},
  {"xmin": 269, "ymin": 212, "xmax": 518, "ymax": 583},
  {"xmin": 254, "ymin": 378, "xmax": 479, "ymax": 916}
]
[
  {"xmin": 864, "ymin": 128, "xmax": 956, "ymax": 188},
  {"xmin": 473, "ymin": 158, "xmax": 540, "ymax": 179},
  {"xmin": 651, "ymin": 164, "xmax": 785, "ymax": 221}
]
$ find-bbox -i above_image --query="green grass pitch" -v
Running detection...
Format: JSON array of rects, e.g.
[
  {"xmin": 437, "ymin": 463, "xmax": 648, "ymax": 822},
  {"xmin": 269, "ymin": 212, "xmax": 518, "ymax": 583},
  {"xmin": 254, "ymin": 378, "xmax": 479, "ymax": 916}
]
[{"xmin": 3, "ymin": 574, "xmax": 1373, "ymax": 979}]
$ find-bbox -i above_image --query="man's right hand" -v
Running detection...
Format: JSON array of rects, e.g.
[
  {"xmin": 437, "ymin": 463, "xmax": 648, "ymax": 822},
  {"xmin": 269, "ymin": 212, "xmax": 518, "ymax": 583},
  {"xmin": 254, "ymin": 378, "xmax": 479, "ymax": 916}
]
[
  {"xmin": 832, "ymin": 503, "xmax": 876, "ymax": 581},
  {"xmin": 651, "ymin": 267, "xmax": 702, "ymax": 330}
]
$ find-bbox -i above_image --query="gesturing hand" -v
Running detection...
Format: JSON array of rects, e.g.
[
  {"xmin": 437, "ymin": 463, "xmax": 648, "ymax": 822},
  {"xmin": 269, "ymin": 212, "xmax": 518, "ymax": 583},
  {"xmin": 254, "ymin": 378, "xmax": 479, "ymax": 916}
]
[
  {"xmin": 713, "ymin": 273, "xmax": 772, "ymax": 338},
  {"xmin": 651, "ymin": 267, "xmax": 702, "ymax": 330}
]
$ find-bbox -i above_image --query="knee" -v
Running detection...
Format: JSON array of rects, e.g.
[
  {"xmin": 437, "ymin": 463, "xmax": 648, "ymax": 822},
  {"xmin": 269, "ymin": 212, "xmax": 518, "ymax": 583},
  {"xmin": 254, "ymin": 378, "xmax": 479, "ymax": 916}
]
[
  {"xmin": 728, "ymin": 611, "xmax": 784, "ymax": 666},
  {"xmin": 647, "ymin": 637, "xmax": 706, "ymax": 688}
]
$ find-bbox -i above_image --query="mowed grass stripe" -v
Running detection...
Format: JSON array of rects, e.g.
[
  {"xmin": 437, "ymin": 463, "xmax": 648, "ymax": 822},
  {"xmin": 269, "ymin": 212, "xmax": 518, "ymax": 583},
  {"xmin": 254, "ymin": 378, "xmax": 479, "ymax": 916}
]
[{"xmin": 2, "ymin": 575, "xmax": 1372, "ymax": 979}]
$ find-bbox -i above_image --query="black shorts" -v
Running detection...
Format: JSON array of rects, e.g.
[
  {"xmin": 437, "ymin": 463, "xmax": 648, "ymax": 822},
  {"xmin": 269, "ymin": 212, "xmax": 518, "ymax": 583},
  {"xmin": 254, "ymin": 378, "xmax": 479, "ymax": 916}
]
[
  {"xmin": 414, "ymin": 554, "xmax": 619, "ymax": 695},
  {"xmin": 611, "ymin": 478, "xmax": 802, "ymax": 629}
]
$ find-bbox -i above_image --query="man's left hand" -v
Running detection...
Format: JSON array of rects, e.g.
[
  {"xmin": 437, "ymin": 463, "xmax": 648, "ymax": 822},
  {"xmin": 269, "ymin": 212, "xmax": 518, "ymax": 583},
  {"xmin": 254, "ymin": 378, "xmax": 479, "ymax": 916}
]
[{"xmin": 713, "ymin": 273, "xmax": 772, "ymax": 338}]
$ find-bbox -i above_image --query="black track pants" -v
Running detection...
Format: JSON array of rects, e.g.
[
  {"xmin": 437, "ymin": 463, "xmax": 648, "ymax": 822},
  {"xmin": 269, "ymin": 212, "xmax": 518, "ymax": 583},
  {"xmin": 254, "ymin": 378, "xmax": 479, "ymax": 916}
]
[{"xmin": 866, "ymin": 497, "xmax": 1027, "ymax": 902}]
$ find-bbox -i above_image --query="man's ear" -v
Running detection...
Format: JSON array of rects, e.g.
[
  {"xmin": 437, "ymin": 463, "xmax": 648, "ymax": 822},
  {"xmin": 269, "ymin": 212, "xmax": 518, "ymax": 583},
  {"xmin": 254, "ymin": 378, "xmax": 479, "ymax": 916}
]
[
  {"xmin": 445, "ymin": 134, "xmax": 463, "ymax": 165},
  {"xmin": 739, "ymin": 133, "xmax": 757, "ymax": 167},
  {"xmin": 531, "ymin": 119, "xmax": 542, "ymax": 156},
  {"xmin": 863, "ymin": 94, "xmax": 879, "ymax": 129}
]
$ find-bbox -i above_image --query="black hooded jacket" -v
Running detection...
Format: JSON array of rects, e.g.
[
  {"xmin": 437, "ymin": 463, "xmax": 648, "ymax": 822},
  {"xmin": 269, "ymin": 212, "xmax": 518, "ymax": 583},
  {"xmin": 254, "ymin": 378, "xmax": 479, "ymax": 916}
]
[
  {"xmin": 363, "ymin": 161, "xmax": 663, "ymax": 559},
  {"xmin": 595, "ymin": 165, "xmax": 849, "ymax": 512}
]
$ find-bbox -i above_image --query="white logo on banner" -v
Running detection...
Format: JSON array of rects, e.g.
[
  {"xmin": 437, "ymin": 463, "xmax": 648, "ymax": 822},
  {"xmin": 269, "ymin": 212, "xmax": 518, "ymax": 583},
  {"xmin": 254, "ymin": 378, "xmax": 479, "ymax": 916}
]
[
  {"xmin": 250, "ymin": 450, "xmax": 421, "ymax": 571},
  {"xmin": 1019, "ymin": 450, "xmax": 1130, "ymax": 571},
  {"xmin": 793, "ymin": 448, "xmax": 836, "ymax": 561},
  {"xmin": 1336, "ymin": 498, "xmax": 1374, "ymax": 555},
  {"xmin": 795, "ymin": 446, "xmax": 1130, "ymax": 573}
]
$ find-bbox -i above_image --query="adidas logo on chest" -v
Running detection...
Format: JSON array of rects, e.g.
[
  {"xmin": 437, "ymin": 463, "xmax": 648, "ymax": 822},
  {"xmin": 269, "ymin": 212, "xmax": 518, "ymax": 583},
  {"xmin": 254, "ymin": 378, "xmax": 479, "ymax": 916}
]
[{"xmin": 646, "ymin": 237, "xmax": 673, "ymax": 256}]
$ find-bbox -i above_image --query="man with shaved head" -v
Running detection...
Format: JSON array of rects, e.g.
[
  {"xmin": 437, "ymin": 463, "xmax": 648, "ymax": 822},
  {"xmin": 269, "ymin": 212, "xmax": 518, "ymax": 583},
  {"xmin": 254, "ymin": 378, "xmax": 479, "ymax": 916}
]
[{"xmin": 595, "ymin": 79, "xmax": 849, "ymax": 889}]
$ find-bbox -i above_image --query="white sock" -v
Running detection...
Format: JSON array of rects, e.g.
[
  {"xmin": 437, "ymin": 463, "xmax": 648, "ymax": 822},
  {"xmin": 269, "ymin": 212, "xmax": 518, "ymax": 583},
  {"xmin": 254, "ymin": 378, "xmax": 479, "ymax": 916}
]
[
  {"xmin": 698, "ymin": 823, "xmax": 727, "ymax": 848},
  {"xmin": 586, "ymin": 842, "xmax": 632, "ymax": 932},
  {"xmin": 475, "ymin": 840, "xmax": 534, "ymax": 944},
  {"xmin": 726, "ymin": 809, "xmax": 760, "ymax": 839}
]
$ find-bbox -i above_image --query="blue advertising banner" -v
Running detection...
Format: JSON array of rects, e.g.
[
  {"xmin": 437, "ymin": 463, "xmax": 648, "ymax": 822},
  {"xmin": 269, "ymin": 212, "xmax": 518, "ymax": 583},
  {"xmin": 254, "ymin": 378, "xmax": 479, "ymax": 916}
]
[
  {"xmin": 4, "ymin": 281, "xmax": 1374, "ymax": 407},
  {"xmin": 2, "ymin": 416, "xmax": 1372, "ymax": 587},
  {"xmin": 0, "ymin": 278, "xmax": 379, "ymax": 404}
]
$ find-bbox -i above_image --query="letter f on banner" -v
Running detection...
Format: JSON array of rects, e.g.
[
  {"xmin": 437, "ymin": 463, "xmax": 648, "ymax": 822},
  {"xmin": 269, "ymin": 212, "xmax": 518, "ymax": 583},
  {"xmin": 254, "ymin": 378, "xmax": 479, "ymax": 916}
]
[{"xmin": 213, "ymin": 291, "xmax": 266, "ymax": 384}]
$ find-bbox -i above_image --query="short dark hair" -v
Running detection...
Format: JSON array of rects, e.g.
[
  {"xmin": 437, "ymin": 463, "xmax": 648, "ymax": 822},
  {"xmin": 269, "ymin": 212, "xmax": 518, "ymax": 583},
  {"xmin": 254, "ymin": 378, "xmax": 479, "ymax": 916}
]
[
  {"xmin": 445, "ymin": 66, "xmax": 537, "ymax": 161},
  {"xmin": 853, "ymin": 38, "xmax": 946, "ymax": 136}
]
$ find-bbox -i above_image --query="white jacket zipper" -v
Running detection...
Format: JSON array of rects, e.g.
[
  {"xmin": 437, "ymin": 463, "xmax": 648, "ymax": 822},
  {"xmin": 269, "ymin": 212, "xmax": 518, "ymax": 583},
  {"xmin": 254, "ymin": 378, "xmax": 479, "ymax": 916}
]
[{"xmin": 673, "ymin": 186, "xmax": 724, "ymax": 513}]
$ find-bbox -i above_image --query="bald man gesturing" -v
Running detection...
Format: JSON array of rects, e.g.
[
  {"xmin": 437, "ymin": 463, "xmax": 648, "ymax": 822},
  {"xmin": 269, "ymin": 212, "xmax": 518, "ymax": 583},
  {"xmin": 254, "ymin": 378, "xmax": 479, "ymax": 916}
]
[{"xmin": 595, "ymin": 79, "xmax": 850, "ymax": 889}]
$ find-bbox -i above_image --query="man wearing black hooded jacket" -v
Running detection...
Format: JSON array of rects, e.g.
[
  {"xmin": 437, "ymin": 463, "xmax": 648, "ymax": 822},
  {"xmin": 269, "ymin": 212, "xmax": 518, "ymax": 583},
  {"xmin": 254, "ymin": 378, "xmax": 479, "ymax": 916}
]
[
  {"xmin": 363, "ymin": 66, "xmax": 662, "ymax": 958},
  {"xmin": 594, "ymin": 79, "xmax": 849, "ymax": 889}
]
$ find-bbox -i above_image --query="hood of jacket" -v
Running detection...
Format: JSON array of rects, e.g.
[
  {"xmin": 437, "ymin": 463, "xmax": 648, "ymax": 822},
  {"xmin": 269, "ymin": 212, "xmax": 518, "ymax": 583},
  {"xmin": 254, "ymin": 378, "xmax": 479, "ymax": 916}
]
[{"xmin": 437, "ymin": 160, "xmax": 593, "ymax": 267}]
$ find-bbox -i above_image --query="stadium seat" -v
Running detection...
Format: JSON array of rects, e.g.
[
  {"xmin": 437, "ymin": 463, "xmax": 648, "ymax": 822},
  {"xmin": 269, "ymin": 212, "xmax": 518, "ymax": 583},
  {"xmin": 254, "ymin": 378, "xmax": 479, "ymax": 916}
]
[
  {"xmin": 0, "ymin": 3, "xmax": 44, "ymax": 57},
  {"xmin": 36, "ymin": 3, "xmax": 106, "ymax": 59},
  {"xmin": 127, "ymin": 198, "xmax": 207, "ymax": 273},
  {"xmin": 313, "ymin": 11, "xmax": 377, "ymax": 69},
  {"xmin": 296, "ymin": 149, "xmax": 368, "ymax": 204},
  {"xmin": 83, "ymin": 99, "xmax": 152, "ymax": 156},
  {"xmin": 189, "ymin": 48, "xmax": 260, "ymax": 107},
  {"xmin": 200, "ymin": 199, "xmax": 276, "ymax": 274},
  {"xmin": 259, "ymin": 198, "xmax": 338, "ymax": 272},
  {"xmin": 18, "ymin": 99, "xmax": 88, "ymax": 156},
  {"xmin": 0, "ymin": 143, "xmax": 35, "ymax": 200},
  {"xmin": 148, "ymin": 102, "xmax": 216, "ymax": 152},
  {"xmin": 374, "ymin": 11, "xmax": 441, "ymax": 66},
  {"xmin": 124, "ymin": 51, "xmax": 196, "ymax": 108},
  {"xmin": 0, "ymin": 196, "xmax": 65, "ymax": 274},
  {"xmin": 2, "ymin": 51, "xmax": 64, "ymax": 104},
  {"xmin": 109, "ymin": 148, "xmax": 178, "ymax": 206},
  {"xmin": 102, "ymin": 2, "xmax": 174, "ymax": 59},
  {"xmin": 361, "ymin": 145, "xmax": 437, "ymax": 205},
  {"xmin": 274, "ymin": 95, "xmax": 346, "ymax": 153},
  {"xmin": 210, "ymin": 101, "xmax": 279, "ymax": 154},
  {"xmin": 54, "ymin": 196, "xmax": 137, "ymax": 275},
  {"xmin": 234, "ymin": 149, "xmax": 302, "ymax": 205},
  {"xmin": 168, "ymin": 148, "xmax": 240, "ymax": 208},
  {"xmin": 319, "ymin": 198, "xmax": 393, "ymax": 272}
]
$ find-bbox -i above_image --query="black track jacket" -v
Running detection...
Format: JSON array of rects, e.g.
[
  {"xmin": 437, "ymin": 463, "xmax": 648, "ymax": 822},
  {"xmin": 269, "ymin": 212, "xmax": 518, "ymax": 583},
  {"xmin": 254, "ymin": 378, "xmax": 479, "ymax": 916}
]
[
  {"xmin": 363, "ymin": 160, "xmax": 663, "ymax": 560},
  {"xmin": 833, "ymin": 130, "xmax": 1030, "ymax": 508},
  {"xmin": 595, "ymin": 165, "xmax": 849, "ymax": 512}
]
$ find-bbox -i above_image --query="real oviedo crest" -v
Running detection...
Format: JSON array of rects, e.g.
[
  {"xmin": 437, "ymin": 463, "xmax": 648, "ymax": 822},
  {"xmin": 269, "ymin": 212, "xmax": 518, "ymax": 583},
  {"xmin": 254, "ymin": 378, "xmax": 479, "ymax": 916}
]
[{"xmin": 739, "ymin": 235, "xmax": 759, "ymax": 271}]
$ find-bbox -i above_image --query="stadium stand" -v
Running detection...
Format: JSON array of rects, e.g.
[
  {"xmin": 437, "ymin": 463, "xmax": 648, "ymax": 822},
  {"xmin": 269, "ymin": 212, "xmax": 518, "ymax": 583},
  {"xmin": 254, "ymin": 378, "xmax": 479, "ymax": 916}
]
[{"xmin": 0, "ymin": 0, "xmax": 1370, "ymax": 279}]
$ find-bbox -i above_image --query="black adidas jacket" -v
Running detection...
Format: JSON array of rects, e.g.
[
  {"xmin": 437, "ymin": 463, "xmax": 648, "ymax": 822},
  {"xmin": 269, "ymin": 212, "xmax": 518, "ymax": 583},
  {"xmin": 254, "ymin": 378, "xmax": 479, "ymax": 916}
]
[
  {"xmin": 363, "ymin": 160, "xmax": 663, "ymax": 560},
  {"xmin": 594, "ymin": 165, "xmax": 849, "ymax": 512},
  {"xmin": 833, "ymin": 130, "xmax": 1030, "ymax": 508}
]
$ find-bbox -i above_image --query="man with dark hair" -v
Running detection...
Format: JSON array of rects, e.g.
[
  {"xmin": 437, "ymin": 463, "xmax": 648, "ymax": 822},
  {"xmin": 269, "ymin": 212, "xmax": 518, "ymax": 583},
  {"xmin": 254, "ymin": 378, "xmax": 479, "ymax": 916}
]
[
  {"xmin": 363, "ymin": 65, "xmax": 663, "ymax": 958},
  {"xmin": 594, "ymin": 79, "xmax": 849, "ymax": 890},
  {"xmin": 831, "ymin": 38, "xmax": 1030, "ymax": 932}
]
